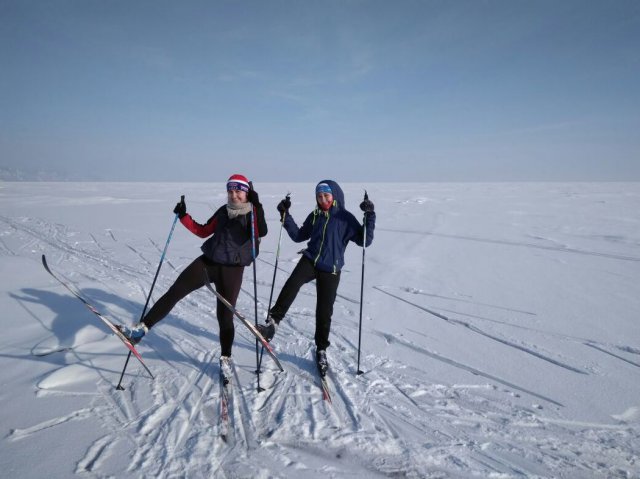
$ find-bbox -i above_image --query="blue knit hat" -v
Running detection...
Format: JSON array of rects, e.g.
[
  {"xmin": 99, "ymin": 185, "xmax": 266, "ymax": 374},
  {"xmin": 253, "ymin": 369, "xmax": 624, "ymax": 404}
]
[{"xmin": 316, "ymin": 182, "xmax": 332, "ymax": 195}]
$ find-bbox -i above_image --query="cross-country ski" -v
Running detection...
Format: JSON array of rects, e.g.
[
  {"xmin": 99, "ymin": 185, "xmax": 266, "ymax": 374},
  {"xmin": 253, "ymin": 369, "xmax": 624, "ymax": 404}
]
[
  {"xmin": 203, "ymin": 270, "xmax": 284, "ymax": 373},
  {"xmin": 41, "ymin": 254, "xmax": 154, "ymax": 379},
  {"xmin": 219, "ymin": 356, "xmax": 234, "ymax": 442},
  {"xmin": 319, "ymin": 373, "xmax": 332, "ymax": 404}
]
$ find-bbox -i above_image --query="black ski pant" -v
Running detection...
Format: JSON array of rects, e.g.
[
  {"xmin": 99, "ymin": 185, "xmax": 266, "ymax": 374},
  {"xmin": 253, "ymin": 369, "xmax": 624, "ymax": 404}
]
[
  {"xmin": 142, "ymin": 255, "xmax": 244, "ymax": 357},
  {"xmin": 270, "ymin": 255, "xmax": 340, "ymax": 351}
]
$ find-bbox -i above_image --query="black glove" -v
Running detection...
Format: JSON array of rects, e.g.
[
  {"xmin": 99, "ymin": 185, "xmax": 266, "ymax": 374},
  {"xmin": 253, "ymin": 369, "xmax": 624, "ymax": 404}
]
[
  {"xmin": 360, "ymin": 193, "xmax": 374, "ymax": 213},
  {"xmin": 248, "ymin": 188, "xmax": 260, "ymax": 206},
  {"xmin": 173, "ymin": 196, "xmax": 186, "ymax": 218},
  {"xmin": 277, "ymin": 195, "xmax": 291, "ymax": 220}
]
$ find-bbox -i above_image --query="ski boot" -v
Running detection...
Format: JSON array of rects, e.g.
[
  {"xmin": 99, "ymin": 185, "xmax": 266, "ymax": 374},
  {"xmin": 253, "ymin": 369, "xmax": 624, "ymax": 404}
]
[
  {"xmin": 220, "ymin": 356, "xmax": 233, "ymax": 385},
  {"xmin": 117, "ymin": 322, "xmax": 148, "ymax": 345},
  {"xmin": 316, "ymin": 349, "xmax": 329, "ymax": 377},
  {"xmin": 256, "ymin": 316, "xmax": 277, "ymax": 342}
]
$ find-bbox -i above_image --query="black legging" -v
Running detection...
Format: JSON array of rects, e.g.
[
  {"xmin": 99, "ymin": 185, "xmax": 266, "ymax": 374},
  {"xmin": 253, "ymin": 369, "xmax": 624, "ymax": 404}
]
[
  {"xmin": 270, "ymin": 255, "xmax": 340, "ymax": 350},
  {"xmin": 142, "ymin": 255, "xmax": 244, "ymax": 357}
]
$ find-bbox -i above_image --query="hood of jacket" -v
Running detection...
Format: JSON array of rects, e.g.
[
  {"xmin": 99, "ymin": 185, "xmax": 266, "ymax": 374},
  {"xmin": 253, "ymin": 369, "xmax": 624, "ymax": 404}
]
[{"xmin": 316, "ymin": 179, "xmax": 345, "ymax": 211}]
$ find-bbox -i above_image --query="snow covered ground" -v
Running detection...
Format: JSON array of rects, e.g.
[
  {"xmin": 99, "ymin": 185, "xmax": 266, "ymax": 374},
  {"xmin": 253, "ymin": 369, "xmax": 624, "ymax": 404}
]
[{"xmin": 1, "ymin": 181, "xmax": 639, "ymax": 478}]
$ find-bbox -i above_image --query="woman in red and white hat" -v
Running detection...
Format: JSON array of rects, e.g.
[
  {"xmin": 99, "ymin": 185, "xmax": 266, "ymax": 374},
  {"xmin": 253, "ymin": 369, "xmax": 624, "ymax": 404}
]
[{"xmin": 118, "ymin": 174, "xmax": 267, "ymax": 379}]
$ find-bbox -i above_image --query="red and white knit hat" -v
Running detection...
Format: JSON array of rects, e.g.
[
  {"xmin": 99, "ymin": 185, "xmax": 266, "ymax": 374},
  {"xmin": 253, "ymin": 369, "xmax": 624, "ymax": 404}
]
[{"xmin": 227, "ymin": 174, "xmax": 250, "ymax": 193}]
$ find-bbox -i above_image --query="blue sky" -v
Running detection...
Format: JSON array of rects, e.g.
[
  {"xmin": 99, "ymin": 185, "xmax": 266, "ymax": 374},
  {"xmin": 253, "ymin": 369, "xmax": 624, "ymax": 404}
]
[{"xmin": 1, "ymin": 0, "xmax": 639, "ymax": 181}]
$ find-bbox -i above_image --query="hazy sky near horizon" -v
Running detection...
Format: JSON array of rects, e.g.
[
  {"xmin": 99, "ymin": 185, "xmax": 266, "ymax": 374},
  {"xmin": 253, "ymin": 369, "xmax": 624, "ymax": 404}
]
[{"xmin": 1, "ymin": 0, "xmax": 639, "ymax": 182}]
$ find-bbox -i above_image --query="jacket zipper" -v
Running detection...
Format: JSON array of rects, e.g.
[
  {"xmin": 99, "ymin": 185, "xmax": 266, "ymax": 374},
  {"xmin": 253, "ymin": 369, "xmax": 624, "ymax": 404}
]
[{"xmin": 314, "ymin": 210, "xmax": 330, "ymax": 266}]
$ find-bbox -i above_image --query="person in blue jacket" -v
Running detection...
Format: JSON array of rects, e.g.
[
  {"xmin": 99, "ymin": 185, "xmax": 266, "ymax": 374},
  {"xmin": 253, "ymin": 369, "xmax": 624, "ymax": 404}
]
[{"xmin": 257, "ymin": 180, "xmax": 375, "ymax": 376}]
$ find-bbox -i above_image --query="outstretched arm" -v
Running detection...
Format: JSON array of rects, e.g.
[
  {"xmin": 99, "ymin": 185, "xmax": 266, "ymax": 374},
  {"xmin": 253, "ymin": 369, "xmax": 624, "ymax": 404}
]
[
  {"xmin": 283, "ymin": 211, "xmax": 314, "ymax": 243},
  {"xmin": 181, "ymin": 213, "xmax": 219, "ymax": 238},
  {"xmin": 173, "ymin": 196, "xmax": 220, "ymax": 238}
]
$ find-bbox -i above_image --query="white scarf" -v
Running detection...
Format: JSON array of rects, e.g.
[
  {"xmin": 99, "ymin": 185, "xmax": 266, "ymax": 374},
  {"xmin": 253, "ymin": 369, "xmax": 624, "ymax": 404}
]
[{"xmin": 226, "ymin": 201, "xmax": 252, "ymax": 219}]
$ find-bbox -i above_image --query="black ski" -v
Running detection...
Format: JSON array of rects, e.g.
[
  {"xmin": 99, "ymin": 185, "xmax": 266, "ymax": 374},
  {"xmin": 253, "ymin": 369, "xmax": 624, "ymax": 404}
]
[
  {"xmin": 41, "ymin": 254, "xmax": 154, "ymax": 379},
  {"xmin": 203, "ymin": 271, "xmax": 284, "ymax": 372}
]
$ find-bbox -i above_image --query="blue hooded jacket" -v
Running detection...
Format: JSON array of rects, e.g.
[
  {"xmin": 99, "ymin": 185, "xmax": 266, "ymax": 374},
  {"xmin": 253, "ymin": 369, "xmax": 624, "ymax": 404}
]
[{"xmin": 283, "ymin": 180, "xmax": 375, "ymax": 273}]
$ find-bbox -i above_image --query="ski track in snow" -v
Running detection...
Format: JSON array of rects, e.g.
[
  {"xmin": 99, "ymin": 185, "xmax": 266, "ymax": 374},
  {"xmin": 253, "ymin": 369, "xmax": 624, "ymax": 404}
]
[
  {"xmin": 2, "ymin": 184, "xmax": 640, "ymax": 478},
  {"xmin": 377, "ymin": 227, "xmax": 640, "ymax": 263},
  {"xmin": 374, "ymin": 286, "xmax": 588, "ymax": 375},
  {"xmin": 379, "ymin": 285, "xmax": 640, "ymax": 374}
]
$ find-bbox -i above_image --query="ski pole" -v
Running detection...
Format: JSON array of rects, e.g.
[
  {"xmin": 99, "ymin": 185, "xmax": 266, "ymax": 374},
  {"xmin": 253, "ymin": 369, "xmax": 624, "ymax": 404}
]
[
  {"xmin": 249, "ymin": 183, "xmax": 264, "ymax": 392},
  {"xmin": 356, "ymin": 191, "xmax": 368, "ymax": 375},
  {"xmin": 257, "ymin": 193, "xmax": 289, "ymax": 374},
  {"xmin": 116, "ymin": 196, "xmax": 183, "ymax": 390}
]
